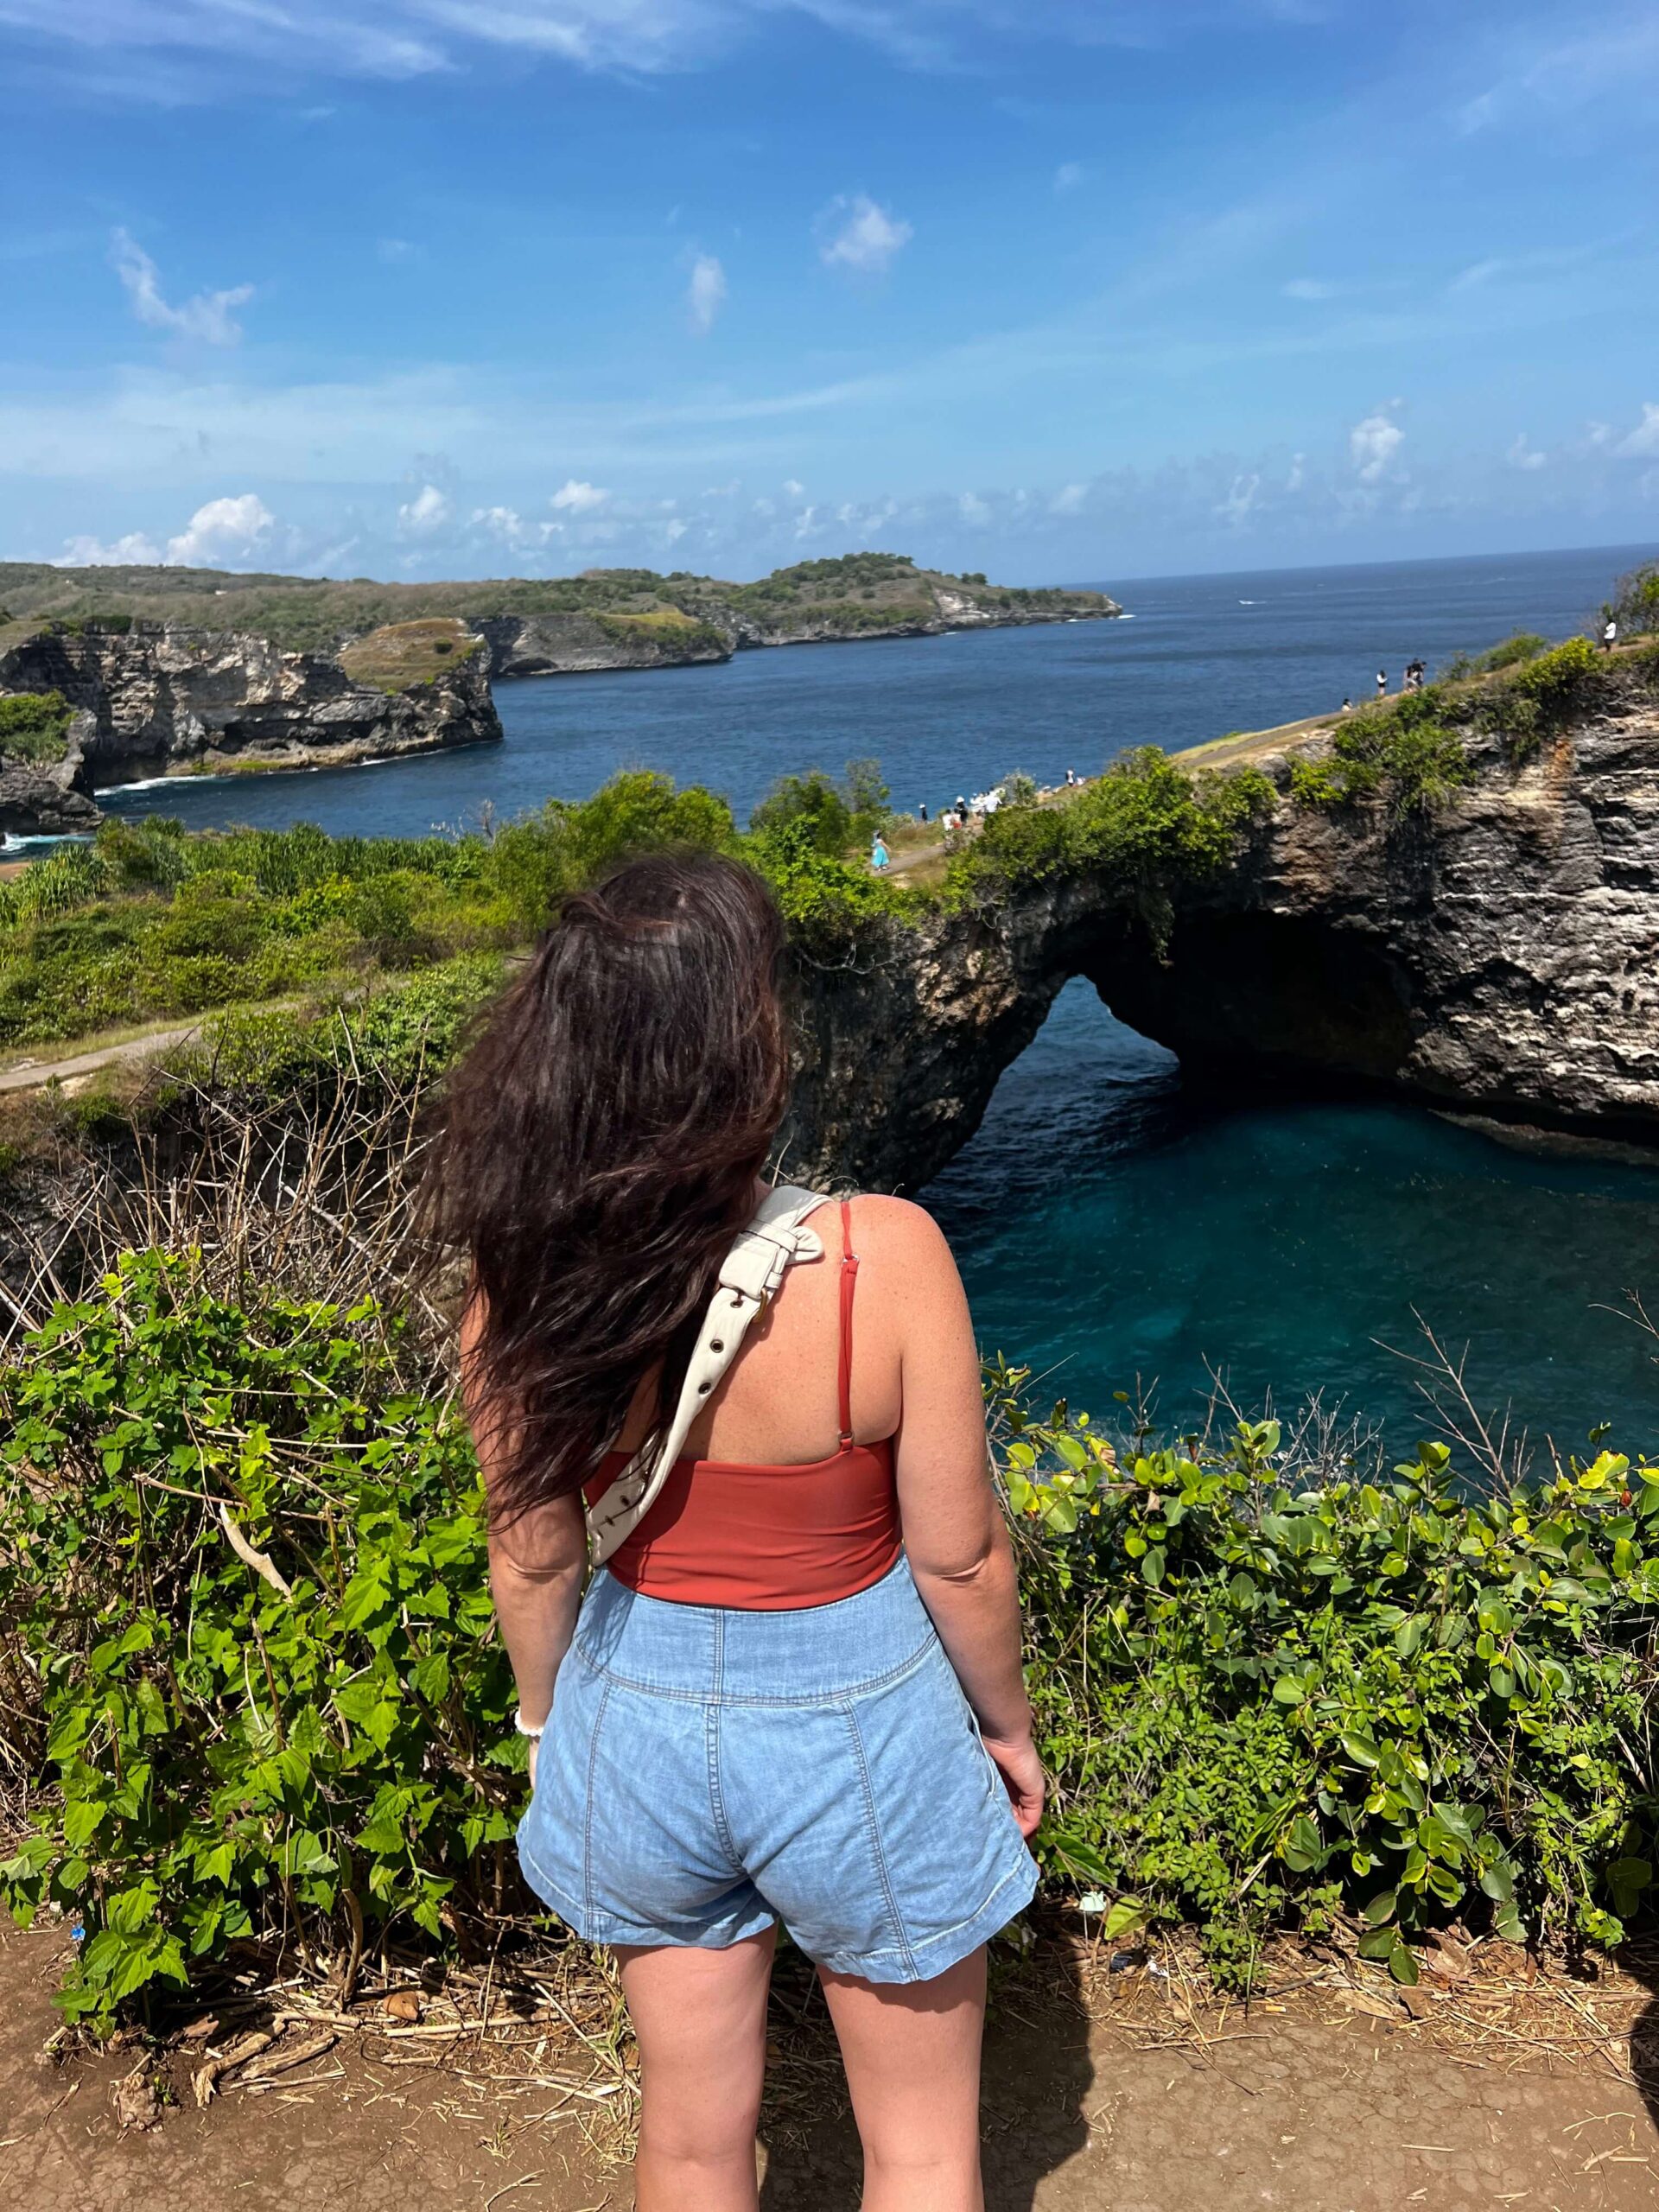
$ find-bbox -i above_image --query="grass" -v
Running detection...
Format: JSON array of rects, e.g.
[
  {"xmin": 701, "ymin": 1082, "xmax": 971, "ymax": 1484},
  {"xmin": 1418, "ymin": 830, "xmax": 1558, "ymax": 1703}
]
[{"xmin": 335, "ymin": 619, "xmax": 480, "ymax": 693}]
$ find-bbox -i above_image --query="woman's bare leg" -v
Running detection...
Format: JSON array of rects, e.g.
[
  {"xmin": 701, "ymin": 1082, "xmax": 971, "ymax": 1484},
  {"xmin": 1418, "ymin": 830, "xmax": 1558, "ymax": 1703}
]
[
  {"xmin": 614, "ymin": 1928, "xmax": 778, "ymax": 2212},
  {"xmin": 817, "ymin": 1946, "xmax": 988, "ymax": 2212}
]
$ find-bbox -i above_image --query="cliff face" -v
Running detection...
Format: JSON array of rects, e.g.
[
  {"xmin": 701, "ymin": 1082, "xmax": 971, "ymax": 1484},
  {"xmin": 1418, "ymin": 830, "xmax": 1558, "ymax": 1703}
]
[
  {"xmin": 781, "ymin": 679, "xmax": 1659, "ymax": 1190},
  {"xmin": 0, "ymin": 620, "xmax": 501, "ymax": 832},
  {"xmin": 472, "ymin": 613, "xmax": 731, "ymax": 680}
]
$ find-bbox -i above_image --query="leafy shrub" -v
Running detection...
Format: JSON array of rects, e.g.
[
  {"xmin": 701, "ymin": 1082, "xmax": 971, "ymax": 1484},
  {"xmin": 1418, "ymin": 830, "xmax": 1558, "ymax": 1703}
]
[
  {"xmin": 749, "ymin": 757, "xmax": 891, "ymax": 855},
  {"xmin": 0, "ymin": 689, "xmax": 74, "ymax": 764},
  {"xmin": 950, "ymin": 748, "xmax": 1273, "ymax": 946},
  {"xmin": 1611, "ymin": 561, "xmax": 1659, "ymax": 637},
  {"xmin": 1471, "ymin": 632, "xmax": 1548, "ymax": 674},
  {"xmin": 1295, "ymin": 690, "xmax": 1472, "ymax": 815},
  {"xmin": 995, "ymin": 1370, "xmax": 1659, "ymax": 1986},
  {"xmin": 0, "ymin": 1253, "xmax": 518, "ymax": 2030}
]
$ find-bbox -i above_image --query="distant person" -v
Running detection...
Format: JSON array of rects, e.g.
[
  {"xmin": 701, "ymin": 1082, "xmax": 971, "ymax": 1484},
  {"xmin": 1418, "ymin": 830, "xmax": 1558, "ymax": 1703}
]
[
  {"xmin": 1339, "ymin": 696, "xmax": 1353, "ymax": 714},
  {"xmin": 955, "ymin": 794, "xmax": 968, "ymax": 818},
  {"xmin": 918, "ymin": 801, "xmax": 929, "ymax": 824},
  {"xmin": 1064, "ymin": 766, "xmax": 1079, "ymax": 788},
  {"xmin": 1376, "ymin": 669, "xmax": 1388, "ymax": 698},
  {"xmin": 870, "ymin": 833, "xmax": 890, "ymax": 873},
  {"xmin": 1604, "ymin": 617, "xmax": 1618, "ymax": 652}
]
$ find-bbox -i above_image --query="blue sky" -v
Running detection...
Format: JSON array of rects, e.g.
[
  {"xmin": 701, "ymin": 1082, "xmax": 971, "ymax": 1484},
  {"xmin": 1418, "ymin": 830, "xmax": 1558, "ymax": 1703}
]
[{"xmin": 3, "ymin": 0, "xmax": 1658, "ymax": 583}]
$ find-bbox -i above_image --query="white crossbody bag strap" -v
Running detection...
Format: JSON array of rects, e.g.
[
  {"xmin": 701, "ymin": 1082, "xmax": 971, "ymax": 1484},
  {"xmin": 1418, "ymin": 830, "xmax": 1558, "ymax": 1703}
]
[{"xmin": 586, "ymin": 1184, "xmax": 831, "ymax": 1566}]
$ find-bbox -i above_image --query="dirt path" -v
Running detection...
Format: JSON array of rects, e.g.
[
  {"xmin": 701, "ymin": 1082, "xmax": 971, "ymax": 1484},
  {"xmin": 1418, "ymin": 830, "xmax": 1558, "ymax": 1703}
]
[
  {"xmin": 5, "ymin": 1918, "xmax": 1656, "ymax": 2212},
  {"xmin": 0, "ymin": 1022, "xmax": 207, "ymax": 1096}
]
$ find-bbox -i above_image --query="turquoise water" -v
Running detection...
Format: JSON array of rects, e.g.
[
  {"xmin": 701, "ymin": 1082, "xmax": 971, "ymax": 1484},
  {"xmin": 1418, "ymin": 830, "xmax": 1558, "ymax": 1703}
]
[
  {"xmin": 931, "ymin": 982, "xmax": 1659, "ymax": 1458},
  {"xmin": 96, "ymin": 542, "xmax": 1659, "ymax": 1452}
]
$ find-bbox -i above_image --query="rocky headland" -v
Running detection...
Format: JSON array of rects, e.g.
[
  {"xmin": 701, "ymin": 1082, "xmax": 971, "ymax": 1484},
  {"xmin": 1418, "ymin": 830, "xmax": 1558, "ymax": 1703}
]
[
  {"xmin": 0, "ymin": 617, "xmax": 501, "ymax": 836},
  {"xmin": 784, "ymin": 662, "xmax": 1659, "ymax": 1184},
  {"xmin": 0, "ymin": 552, "xmax": 1118, "ymax": 834}
]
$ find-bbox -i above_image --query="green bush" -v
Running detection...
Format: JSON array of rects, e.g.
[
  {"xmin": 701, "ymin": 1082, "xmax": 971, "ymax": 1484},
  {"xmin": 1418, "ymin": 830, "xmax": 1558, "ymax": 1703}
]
[
  {"xmin": 749, "ymin": 757, "xmax": 891, "ymax": 856},
  {"xmin": 4, "ymin": 1272, "xmax": 1655, "ymax": 2031},
  {"xmin": 1611, "ymin": 561, "xmax": 1659, "ymax": 637},
  {"xmin": 1295, "ymin": 690, "xmax": 1472, "ymax": 815},
  {"xmin": 0, "ymin": 1253, "xmax": 519, "ymax": 2030},
  {"xmin": 950, "ymin": 748, "xmax": 1273, "ymax": 946},
  {"xmin": 0, "ymin": 689, "xmax": 74, "ymax": 765},
  {"xmin": 995, "ymin": 1370, "xmax": 1659, "ymax": 1986},
  {"xmin": 1471, "ymin": 632, "xmax": 1548, "ymax": 674}
]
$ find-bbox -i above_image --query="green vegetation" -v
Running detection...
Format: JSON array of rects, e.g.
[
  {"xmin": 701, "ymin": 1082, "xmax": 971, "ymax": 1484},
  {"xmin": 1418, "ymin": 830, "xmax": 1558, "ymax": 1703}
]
[
  {"xmin": 1469, "ymin": 632, "xmax": 1548, "ymax": 675},
  {"xmin": 945, "ymin": 747, "xmax": 1274, "ymax": 946},
  {"xmin": 1289, "ymin": 633, "xmax": 1628, "ymax": 810},
  {"xmin": 3, "ymin": 1253, "xmax": 1653, "ymax": 2031},
  {"xmin": 0, "ymin": 688, "xmax": 74, "ymax": 765},
  {"xmin": 1288, "ymin": 690, "xmax": 1473, "ymax": 814},
  {"xmin": 0, "ymin": 1252, "xmax": 518, "ymax": 2027},
  {"xmin": 0, "ymin": 553, "xmax": 1115, "ymax": 660},
  {"xmin": 750, "ymin": 757, "xmax": 892, "ymax": 856},
  {"xmin": 0, "ymin": 745, "xmax": 1264, "ymax": 1057},
  {"xmin": 998, "ymin": 1369, "xmax": 1659, "ymax": 1988},
  {"xmin": 1611, "ymin": 559, "xmax": 1659, "ymax": 637}
]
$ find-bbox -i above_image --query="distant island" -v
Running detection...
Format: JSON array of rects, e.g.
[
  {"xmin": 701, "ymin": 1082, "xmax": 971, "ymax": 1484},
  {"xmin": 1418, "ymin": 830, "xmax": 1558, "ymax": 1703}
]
[
  {"xmin": 0, "ymin": 553, "xmax": 1120, "ymax": 835},
  {"xmin": 0, "ymin": 550, "xmax": 1120, "ymax": 677}
]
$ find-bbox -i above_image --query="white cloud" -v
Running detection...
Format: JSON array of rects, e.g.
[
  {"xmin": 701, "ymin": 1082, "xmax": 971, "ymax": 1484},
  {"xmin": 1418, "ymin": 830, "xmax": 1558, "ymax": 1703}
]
[
  {"xmin": 397, "ymin": 482, "xmax": 451, "ymax": 534},
  {"xmin": 958, "ymin": 490, "xmax": 990, "ymax": 524},
  {"xmin": 1050, "ymin": 482, "xmax": 1086, "ymax": 515},
  {"xmin": 686, "ymin": 252, "xmax": 727, "ymax": 334},
  {"xmin": 782, "ymin": 478, "xmax": 804, "ymax": 497},
  {"xmin": 58, "ymin": 529, "xmax": 165, "ymax": 566},
  {"xmin": 165, "ymin": 492, "xmax": 276, "ymax": 564},
  {"xmin": 818, "ymin": 194, "xmax": 912, "ymax": 276},
  {"xmin": 1281, "ymin": 277, "xmax": 1333, "ymax": 301},
  {"xmin": 664, "ymin": 517, "xmax": 688, "ymax": 542},
  {"xmin": 1215, "ymin": 472, "xmax": 1261, "ymax": 526},
  {"xmin": 1616, "ymin": 403, "xmax": 1659, "ymax": 458},
  {"xmin": 1506, "ymin": 433, "xmax": 1548, "ymax": 472},
  {"xmin": 1052, "ymin": 162, "xmax": 1084, "ymax": 194},
  {"xmin": 1448, "ymin": 257, "xmax": 1504, "ymax": 294},
  {"xmin": 1350, "ymin": 410, "xmax": 1405, "ymax": 484},
  {"xmin": 111, "ymin": 227, "xmax": 252, "ymax": 346},
  {"xmin": 550, "ymin": 478, "xmax": 609, "ymax": 512}
]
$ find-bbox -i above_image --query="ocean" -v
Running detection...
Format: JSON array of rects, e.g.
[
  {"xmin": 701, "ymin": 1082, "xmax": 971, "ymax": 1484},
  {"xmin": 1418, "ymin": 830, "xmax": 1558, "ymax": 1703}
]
[{"xmin": 101, "ymin": 542, "xmax": 1659, "ymax": 1456}]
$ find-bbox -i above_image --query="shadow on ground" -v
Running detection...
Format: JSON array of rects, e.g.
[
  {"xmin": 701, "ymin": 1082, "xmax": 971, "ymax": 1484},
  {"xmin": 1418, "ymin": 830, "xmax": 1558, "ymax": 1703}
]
[{"xmin": 757, "ymin": 1921, "xmax": 1091, "ymax": 2211}]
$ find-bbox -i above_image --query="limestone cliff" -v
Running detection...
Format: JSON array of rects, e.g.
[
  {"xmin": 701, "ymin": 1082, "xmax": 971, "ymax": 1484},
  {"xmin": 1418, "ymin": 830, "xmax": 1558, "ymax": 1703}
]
[
  {"xmin": 0, "ymin": 619, "xmax": 501, "ymax": 835},
  {"xmin": 781, "ymin": 671, "xmax": 1659, "ymax": 1189}
]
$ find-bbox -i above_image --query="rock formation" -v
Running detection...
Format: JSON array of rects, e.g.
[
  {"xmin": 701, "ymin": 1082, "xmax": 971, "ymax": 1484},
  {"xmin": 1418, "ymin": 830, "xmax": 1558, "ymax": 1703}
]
[
  {"xmin": 0, "ymin": 620, "xmax": 501, "ymax": 835},
  {"xmin": 783, "ymin": 675, "xmax": 1659, "ymax": 1188}
]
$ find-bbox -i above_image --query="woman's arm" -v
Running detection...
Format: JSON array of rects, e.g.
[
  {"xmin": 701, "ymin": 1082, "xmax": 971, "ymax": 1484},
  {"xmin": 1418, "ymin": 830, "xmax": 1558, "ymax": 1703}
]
[
  {"xmin": 461, "ymin": 1294, "xmax": 588, "ymax": 1774},
  {"xmin": 880, "ymin": 1205, "xmax": 1045, "ymax": 1839}
]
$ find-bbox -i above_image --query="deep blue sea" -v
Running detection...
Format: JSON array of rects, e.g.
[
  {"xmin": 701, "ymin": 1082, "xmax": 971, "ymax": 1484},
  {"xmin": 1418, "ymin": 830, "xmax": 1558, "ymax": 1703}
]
[{"xmin": 101, "ymin": 543, "xmax": 1659, "ymax": 1455}]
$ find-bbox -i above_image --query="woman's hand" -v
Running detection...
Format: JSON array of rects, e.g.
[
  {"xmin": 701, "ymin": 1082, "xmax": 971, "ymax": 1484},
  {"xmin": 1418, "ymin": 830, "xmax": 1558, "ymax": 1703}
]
[{"xmin": 981, "ymin": 1731, "xmax": 1046, "ymax": 1839}]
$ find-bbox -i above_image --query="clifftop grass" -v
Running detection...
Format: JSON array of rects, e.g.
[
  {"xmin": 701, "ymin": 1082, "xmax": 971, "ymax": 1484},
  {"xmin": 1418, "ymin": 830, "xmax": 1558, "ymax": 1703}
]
[{"xmin": 335, "ymin": 619, "xmax": 480, "ymax": 694}]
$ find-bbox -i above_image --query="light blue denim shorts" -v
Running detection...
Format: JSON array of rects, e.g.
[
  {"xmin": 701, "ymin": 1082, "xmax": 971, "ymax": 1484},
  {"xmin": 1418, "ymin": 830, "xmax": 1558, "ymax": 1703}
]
[{"xmin": 518, "ymin": 1557, "xmax": 1039, "ymax": 1983}]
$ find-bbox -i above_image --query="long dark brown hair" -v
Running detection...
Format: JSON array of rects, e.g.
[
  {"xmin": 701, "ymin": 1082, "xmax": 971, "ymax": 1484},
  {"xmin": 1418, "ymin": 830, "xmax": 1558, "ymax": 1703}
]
[{"xmin": 421, "ymin": 849, "xmax": 791, "ymax": 1523}]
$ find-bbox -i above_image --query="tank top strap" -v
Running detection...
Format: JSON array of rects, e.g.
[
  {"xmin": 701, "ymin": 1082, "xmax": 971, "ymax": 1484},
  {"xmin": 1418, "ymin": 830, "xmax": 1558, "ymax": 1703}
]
[{"xmin": 836, "ymin": 1197, "xmax": 859, "ymax": 1452}]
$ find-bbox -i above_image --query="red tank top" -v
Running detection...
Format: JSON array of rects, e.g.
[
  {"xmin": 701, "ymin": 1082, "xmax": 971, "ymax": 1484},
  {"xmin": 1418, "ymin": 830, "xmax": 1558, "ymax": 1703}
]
[{"xmin": 584, "ymin": 1199, "xmax": 901, "ymax": 1611}]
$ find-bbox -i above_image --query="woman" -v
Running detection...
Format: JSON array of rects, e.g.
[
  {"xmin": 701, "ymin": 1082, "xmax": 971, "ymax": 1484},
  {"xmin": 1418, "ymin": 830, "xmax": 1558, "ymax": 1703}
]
[{"xmin": 424, "ymin": 850, "xmax": 1042, "ymax": 2212}]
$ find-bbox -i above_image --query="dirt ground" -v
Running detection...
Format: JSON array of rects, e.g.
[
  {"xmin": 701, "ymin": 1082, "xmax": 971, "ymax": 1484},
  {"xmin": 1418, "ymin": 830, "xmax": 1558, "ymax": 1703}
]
[{"xmin": 5, "ymin": 1917, "xmax": 1659, "ymax": 2212}]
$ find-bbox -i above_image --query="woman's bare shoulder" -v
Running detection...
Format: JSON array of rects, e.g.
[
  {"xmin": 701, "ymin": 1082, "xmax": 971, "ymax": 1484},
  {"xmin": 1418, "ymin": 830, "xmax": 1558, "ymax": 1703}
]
[{"xmin": 846, "ymin": 1194, "xmax": 958, "ymax": 1271}]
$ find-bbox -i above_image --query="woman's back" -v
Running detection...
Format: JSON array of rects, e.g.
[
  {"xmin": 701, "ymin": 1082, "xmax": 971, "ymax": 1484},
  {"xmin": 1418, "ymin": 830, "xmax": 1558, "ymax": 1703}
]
[{"xmin": 607, "ymin": 1192, "xmax": 907, "ymax": 1467}]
